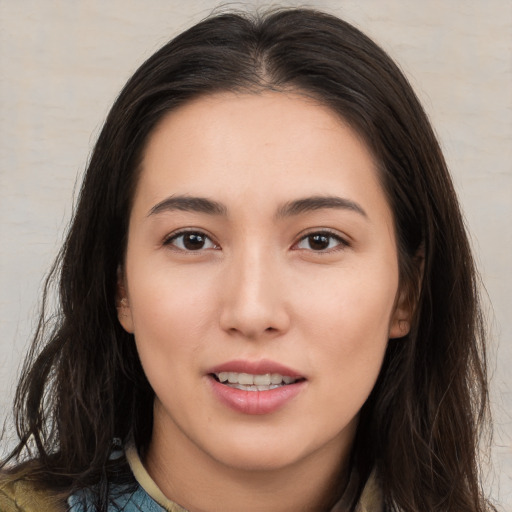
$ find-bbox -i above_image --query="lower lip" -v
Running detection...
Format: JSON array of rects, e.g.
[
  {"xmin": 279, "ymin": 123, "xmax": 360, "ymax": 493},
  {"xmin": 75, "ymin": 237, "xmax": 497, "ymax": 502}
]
[{"xmin": 208, "ymin": 376, "xmax": 306, "ymax": 415}]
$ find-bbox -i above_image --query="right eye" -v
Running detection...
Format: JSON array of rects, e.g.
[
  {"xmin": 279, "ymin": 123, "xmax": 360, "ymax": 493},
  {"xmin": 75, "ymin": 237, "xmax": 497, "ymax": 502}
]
[
  {"xmin": 293, "ymin": 230, "xmax": 349, "ymax": 253},
  {"xmin": 164, "ymin": 231, "xmax": 219, "ymax": 251}
]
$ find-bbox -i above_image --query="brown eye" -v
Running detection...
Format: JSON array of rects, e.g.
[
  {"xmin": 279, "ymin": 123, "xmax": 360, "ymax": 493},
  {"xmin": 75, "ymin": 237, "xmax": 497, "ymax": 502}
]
[
  {"xmin": 183, "ymin": 233, "xmax": 207, "ymax": 250},
  {"xmin": 307, "ymin": 234, "xmax": 330, "ymax": 250},
  {"xmin": 296, "ymin": 232, "xmax": 347, "ymax": 251},
  {"xmin": 166, "ymin": 231, "xmax": 217, "ymax": 251}
]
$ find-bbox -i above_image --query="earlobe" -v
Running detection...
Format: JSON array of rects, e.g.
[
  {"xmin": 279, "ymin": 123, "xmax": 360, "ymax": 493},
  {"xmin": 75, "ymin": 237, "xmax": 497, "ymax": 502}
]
[
  {"xmin": 389, "ymin": 315, "xmax": 410, "ymax": 339},
  {"xmin": 389, "ymin": 289, "xmax": 412, "ymax": 338},
  {"xmin": 389, "ymin": 278, "xmax": 419, "ymax": 338},
  {"xmin": 389, "ymin": 248, "xmax": 424, "ymax": 339},
  {"xmin": 116, "ymin": 270, "xmax": 134, "ymax": 333}
]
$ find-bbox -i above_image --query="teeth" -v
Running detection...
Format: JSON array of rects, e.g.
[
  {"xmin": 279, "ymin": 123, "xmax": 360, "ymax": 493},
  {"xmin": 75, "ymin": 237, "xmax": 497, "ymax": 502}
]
[
  {"xmin": 271, "ymin": 373, "xmax": 283, "ymax": 384},
  {"xmin": 238, "ymin": 373, "xmax": 254, "ymax": 385},
  {"xmin": 254, "ymin": 374, "xmax": 271, "ymax": 386},
  {"xmin": 230, "ymin": 383, "xmax": 283, "ymax": 391},
  {"xmin": 214, "ymin": 371, "xmax": 298, "ymax": 389}
]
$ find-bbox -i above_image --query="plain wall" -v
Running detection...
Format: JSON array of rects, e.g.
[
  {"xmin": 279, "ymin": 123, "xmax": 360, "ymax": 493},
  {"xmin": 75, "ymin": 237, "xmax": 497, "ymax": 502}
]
[{"xmin": 1, "ymin": 0, "xmax": 510, "ymax": 507}]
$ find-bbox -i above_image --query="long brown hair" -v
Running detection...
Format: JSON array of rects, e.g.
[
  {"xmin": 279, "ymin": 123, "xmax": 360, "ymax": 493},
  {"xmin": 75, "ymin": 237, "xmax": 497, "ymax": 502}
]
[{"xmin": 2, "ymin": 8, "xmax": 495, "ymax": 511}]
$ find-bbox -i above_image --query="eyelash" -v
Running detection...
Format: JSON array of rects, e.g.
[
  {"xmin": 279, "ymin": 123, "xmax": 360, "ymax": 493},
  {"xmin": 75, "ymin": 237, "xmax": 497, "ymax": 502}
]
[
  {"xmin": 293, "ymin": 230, "xmax": 349, "ymax": 253},
  {"xmin": 163, "ymin": 230, "xmax": 219, "ymax": 252},
  {"xmin": 162, "ymin": 229, "xmax": 349, "ymax": 253}
]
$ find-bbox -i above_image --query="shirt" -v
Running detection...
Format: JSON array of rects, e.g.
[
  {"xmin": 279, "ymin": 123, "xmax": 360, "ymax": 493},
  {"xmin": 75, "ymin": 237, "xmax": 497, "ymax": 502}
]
[{"xmin": 1, "ymin": 446, "xmax": 383, "ymax": 511}]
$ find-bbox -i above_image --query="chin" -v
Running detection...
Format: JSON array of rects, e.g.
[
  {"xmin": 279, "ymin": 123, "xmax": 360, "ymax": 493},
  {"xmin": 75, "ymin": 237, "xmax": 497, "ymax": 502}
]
[
  {"xmin": 202, "ymin": 428, "xmax": 331, "ymax": 474},
  {"xmin": 214, "ymin": 445, "xmax": 306, "ymax": 473}
]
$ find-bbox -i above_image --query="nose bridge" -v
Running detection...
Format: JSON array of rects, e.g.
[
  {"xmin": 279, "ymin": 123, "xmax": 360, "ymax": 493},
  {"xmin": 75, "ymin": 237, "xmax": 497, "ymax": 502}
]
[{"xmin": 220, "ymin": 240, "xmax": 288, "ymax": 337}]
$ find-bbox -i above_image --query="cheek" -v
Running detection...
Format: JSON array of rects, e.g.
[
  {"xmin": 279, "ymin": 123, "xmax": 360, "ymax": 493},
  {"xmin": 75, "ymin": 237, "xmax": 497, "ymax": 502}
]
[
  {"xmin": 292, "ymin": 263, "xmax": 396, "ymax": 395},
  {"xmin": 126, "ymin": 260, "xmax": 219, "ymax": 375},
  {"xmin": 294, "ymin": 262, "xmax": 398, "ymax": 340}
]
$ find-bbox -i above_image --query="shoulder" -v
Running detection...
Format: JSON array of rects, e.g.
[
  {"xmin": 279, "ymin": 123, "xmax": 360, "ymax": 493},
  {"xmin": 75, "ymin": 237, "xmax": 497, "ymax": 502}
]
[
  {"xmin": 0, "ymin": 472, "xmax": 67, "ymax": 512},
  {"xmin": 357, "ymin": 469, "xmax": 384, "ymax": 512}
]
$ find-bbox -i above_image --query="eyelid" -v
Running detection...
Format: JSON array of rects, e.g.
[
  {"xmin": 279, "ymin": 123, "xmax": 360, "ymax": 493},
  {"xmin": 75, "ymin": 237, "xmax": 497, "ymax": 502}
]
[
  {"xmin": 161, "ymin": 227, "xmax": 349, "ymax": 252},
  {"xmin": 162, "ymin": 228, "xmax": 220, "ymax": 251},
  {"xmin": 292, "ymin": 228, "xmax": 350, "ymax": 252}
]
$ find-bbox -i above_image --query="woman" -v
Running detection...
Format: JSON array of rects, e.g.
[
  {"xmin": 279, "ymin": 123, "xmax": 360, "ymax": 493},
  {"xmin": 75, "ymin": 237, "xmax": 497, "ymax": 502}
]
[{"xmin": 0, "ymin": 8, "xmax": 495, "ymax": 512}]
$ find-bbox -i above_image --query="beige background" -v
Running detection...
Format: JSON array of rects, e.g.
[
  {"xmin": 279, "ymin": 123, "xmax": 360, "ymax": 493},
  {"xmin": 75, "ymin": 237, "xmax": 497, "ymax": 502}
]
[{"xmin": 0, "ymin": 0, "xmax": 510, "ymax": 507}]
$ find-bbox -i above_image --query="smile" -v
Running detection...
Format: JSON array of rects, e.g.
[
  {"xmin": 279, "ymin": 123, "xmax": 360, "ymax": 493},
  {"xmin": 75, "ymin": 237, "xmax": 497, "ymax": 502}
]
[
  {"xmin": 212, "ymin": 372, "xmax": 300, "ymax": 391},
  {"xmin": 207, "ymin": 361, "xmax": 307, "ymax": 415}
]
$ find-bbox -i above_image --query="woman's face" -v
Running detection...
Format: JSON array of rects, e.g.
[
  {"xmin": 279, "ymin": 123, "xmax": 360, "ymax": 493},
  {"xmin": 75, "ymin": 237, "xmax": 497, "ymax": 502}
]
[{"xmin": 118, "ymin": 91, "xmax": 410, "ymax": 473}]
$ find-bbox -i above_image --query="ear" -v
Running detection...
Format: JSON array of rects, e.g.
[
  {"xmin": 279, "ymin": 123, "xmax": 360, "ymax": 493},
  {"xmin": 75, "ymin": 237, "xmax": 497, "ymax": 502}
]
[
  {"xmin": 388, "ymin": 287, "xmax": 413, "ymax": 339},
  {"xmin": 116, "ymin": 267, "xmax": 134, "ymax": 333},
  {"xmin": 389, "ymin": 248, "xmax": 424, "ymax": 339}
]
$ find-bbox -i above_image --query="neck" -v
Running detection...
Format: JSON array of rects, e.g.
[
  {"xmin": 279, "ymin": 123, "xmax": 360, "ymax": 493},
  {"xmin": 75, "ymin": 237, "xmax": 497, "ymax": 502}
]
[{"xmin": 143, "ymin": 405, "xmax": 354, "ymax": 512}]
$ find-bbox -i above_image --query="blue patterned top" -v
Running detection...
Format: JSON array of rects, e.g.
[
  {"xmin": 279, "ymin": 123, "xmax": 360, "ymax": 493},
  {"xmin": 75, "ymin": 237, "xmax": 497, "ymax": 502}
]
[{"xmin": 68, "ymin": 485, "xmax": 167, "ymax": 512}]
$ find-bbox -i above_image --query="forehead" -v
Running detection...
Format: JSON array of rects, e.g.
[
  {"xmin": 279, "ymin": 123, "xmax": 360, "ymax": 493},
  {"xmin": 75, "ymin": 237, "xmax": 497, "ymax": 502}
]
[
  {"xmin": 133, "ymin": 91, "xmax": 390, "ymax": 224},
  {"xmin": 143, "ymin": 92, "xmax": 374, "ymax": 180}
]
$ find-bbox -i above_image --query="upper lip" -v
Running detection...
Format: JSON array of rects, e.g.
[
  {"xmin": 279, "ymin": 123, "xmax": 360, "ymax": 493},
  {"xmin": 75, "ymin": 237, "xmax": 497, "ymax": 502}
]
[{"xmin": 208, "ymin": 359, "xmax": 305, "ymax": 378}]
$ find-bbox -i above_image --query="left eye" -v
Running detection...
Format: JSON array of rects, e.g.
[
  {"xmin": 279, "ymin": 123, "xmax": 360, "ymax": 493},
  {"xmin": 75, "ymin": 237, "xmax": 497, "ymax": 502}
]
[
  {"xmin": 165, "ymin": 231, "xmax": 218, "ymax": 251},
  {"xmin": 295, "ymin": 232, "xmax": 346, "ymax": 251}
]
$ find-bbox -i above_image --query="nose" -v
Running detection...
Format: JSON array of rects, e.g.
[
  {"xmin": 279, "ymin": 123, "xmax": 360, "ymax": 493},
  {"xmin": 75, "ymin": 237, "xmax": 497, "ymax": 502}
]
[{"xmin": 219, "ymin": 246, "xmax": 290, "ymax": 340}]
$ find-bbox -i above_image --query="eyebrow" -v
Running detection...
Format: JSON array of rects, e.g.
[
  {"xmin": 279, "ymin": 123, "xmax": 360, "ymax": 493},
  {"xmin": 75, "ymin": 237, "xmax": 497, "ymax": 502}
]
[
  {"xmin": 147, "ymin": 194, "xmax": 367, "ymax": 219},
  {"xmin": 276, "ymin": 195, "xmax": 367, "ymax": 219},
  {"xmin": 148, "ymin": 195, "xmax": 228, "ymax": 217}
]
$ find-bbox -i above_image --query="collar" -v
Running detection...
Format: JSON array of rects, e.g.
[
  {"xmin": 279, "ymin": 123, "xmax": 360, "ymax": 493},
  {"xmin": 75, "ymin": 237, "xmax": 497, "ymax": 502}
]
[{"xmin": 126, "ymin": 444, "xmax": 383, "ymax": 512}]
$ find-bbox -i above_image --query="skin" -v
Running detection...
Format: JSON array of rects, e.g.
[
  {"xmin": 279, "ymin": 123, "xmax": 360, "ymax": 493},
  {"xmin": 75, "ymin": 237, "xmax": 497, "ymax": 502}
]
[{"xmin": 118, "ymin": 91, "xmax": 411, "ymax": 511}]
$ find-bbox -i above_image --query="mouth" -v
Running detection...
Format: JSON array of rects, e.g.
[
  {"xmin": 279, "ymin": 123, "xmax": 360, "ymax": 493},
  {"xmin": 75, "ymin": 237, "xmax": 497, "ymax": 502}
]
[
  {"xmin": 210, "ymin": 371, "xmax": 304, "ymax": 391},
  {"xmin": 207, "ymin": 360, "xmax": 307, "ymax": 414}
]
